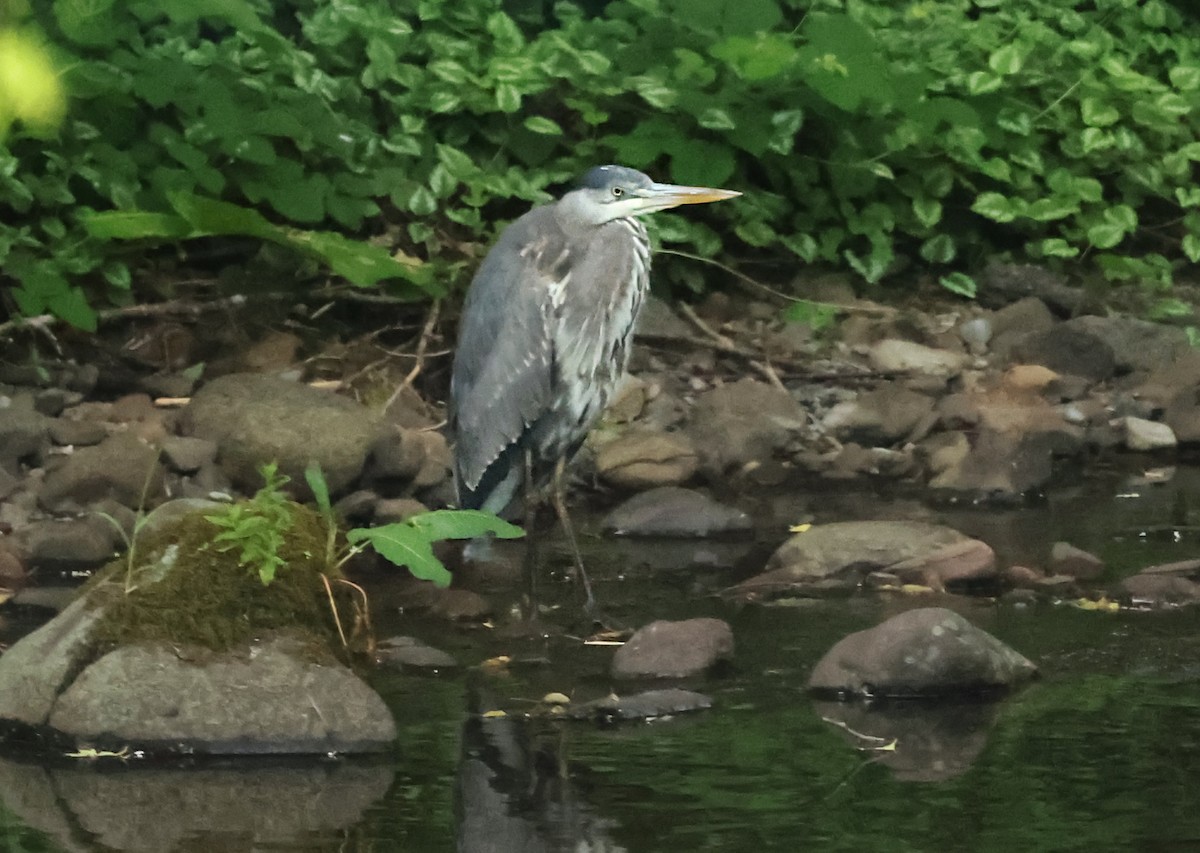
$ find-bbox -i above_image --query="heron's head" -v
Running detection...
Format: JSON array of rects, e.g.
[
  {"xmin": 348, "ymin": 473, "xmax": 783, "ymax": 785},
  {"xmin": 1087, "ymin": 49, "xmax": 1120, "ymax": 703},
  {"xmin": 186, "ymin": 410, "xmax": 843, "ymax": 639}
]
[{"xmin": 561, "ymin": 165, "xmax": 741, "ymax": 226}]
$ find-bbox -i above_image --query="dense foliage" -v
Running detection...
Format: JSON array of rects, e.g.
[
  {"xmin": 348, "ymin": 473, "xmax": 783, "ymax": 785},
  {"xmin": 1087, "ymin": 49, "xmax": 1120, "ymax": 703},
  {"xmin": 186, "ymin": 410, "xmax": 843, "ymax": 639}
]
[{"xmin": 3, "ymin": 0, "xmax": 1199, "ymax": 328}]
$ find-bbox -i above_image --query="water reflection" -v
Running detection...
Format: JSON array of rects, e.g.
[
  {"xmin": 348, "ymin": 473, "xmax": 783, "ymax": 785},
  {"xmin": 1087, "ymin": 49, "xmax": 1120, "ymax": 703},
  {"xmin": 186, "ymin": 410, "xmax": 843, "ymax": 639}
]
[
  {"xmin": 456, "ymin": 693, "xmax": 624, "ymax": 853},
  {"xmin": 813, "ymin": 698, "xmax": 1000, "ymax": 782},
  {"xmin": 0, "ymin": 757, "xmax": 392, "ymax": 852}
]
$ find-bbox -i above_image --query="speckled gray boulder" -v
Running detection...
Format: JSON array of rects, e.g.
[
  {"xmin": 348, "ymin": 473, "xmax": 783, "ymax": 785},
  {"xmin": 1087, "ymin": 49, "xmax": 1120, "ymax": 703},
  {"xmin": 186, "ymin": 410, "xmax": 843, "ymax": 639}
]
[{"xmin": 808, "ymin": 607, "xmax": 1036, "ymax": 698}]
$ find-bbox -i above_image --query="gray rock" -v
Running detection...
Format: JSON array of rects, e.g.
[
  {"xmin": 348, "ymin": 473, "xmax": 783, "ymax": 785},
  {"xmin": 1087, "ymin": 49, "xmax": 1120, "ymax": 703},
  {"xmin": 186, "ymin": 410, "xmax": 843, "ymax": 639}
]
[
  {"xmin": 1065, "ymin": 315, "xmax": 1189, "ymax": 375},
  {"xmin": 978, "ymin": 263, "xmax": 1078, "ymax": 314},
  {"xmin": 822, "ymin": 386, "xmax": 936, "ymax": 446},
  {"xmin": 687, "ymin": 379, "xmax": 806, "ymax": 479},
  {"xmin": 611, "ymin": 618, "xmax": 733, "ymax": 679},
  {"xmin": 867, "ymin": 340, "xmax": 968, "ymax": 376},
  {"xmin": 180, "ymin": 374, "xmax": 382, "ymax": 496},
  {"xmin": 1049, "ymin": 541, "xmax": 1104, "ymax": 580},
  {"xmin": 49, "ymin": 636, "xmax": 396, "ymax": 754},
  {"xmin": 1119, "ymin": 573, "xmax": 1200, "ymax": 607},
  {"xmin": 603, "ymin": 487, "xmax": 751, "ymax": 537},
  {"xmin": 375, "ymin": 636, "xmax": 458, "ymax": 671},
  {"xmin": 47, "ymin": 418, "xmax": 107, "ymax": 447},
  {"xmin": 808, "ymin": 607, "xmax": 1037, "ymax": 697},
  {"xmin": 928, "ymin": 429, "xmax": 1061, "ymax": 499},
  {"xmin": 1123, "ymin": 417, "xmax": 1176, "ymax": 452},
  {"xmin": 0, "ymin": 597, "xmax": 102, "ymax": 725},
  {"xmin": 595, "ymin": 430, "xmax": 698, "ymax": 490},
  {"xmin": 1012, "ymin": 326, "xmax": 1115, "ymax": 382},
  {"xmin": 22, "ymin": 517, "xmax": 118, "ymax": 570},
  {"xmin": 0, "ymin": 396, "xmax": 50, "ymax": 472},
  {"xmin": 160, "ymin": 435, "xmax": 218, "ymax": 473},
  {"xmin": 737, "ymin": 521, "xmax": 977, "ymax": 598},
  {"xmin": 38, "ymin": 434, "xmax": 165, "ymax": 512},
  {"xmin": 563, "ymin": 688, "xmax": 713, "ymax": 722}
]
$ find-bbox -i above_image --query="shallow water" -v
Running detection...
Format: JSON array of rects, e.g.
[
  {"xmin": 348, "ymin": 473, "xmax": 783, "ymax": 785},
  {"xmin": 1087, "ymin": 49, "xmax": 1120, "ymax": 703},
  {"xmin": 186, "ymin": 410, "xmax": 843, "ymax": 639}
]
[{"xmin": 4, "ymin": 458, "xmax": 1200, "ymax": 852}]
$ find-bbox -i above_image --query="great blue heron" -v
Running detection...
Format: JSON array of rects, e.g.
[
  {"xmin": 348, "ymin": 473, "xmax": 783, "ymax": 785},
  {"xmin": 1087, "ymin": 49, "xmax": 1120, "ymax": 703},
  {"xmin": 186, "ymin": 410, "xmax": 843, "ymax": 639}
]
[{"xmin": 450, "ymin": 165, "xmax": 740, "ymax": 610}]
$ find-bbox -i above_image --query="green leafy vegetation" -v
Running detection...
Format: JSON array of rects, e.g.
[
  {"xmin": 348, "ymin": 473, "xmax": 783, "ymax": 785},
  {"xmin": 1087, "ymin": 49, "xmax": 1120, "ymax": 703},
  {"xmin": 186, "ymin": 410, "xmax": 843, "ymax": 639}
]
[
  {"xmin": 304, "ymin": 463, "xmax": 523, "ymax": 588},
  {"xmin": 3, "ymin": 0, "xmax": 1199, "ymax": 329},
  {"xmin": 205, "ymin": 462, "xmax": 295, "ymax": 585}
]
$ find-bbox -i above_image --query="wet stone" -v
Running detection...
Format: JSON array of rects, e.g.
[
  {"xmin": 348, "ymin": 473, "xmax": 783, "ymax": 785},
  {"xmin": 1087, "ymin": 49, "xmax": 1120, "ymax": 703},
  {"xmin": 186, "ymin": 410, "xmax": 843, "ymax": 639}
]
[
  {"xmin": 562, "ymin": 688, "xmax": 713, "ymax": 723},
  {"xmin": 1049, "ymin": 541, "xmax": 1104, "ymax": 580},
  {"xmin": 160, "ymin": 435, "xmax": 218, "ymax": 473},
  {"xmin": 611, "ymin": 617, "xmax": 733, "ymax": 679},
  {"xmin": 47, "ymin": 418, "xmax": 107, "ymax": 447},
  {"xmin": 603, "ymin": 487, "xmax": 751, "ymax": 538},
  {"xmin": 375, "ymin": 637, "xmax": 458, "ymax": 671},
  {"xmin": 808, "ymin": 607, "xmax": 1037, "ymax": 698}
]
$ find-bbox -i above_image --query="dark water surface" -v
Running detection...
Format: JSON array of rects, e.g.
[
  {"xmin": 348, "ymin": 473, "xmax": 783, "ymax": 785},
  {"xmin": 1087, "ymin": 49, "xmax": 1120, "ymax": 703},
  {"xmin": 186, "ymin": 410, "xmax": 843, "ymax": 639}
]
[{"xmin": 4, "ymin": 460, "xmax": 1200, "ymax": 852}]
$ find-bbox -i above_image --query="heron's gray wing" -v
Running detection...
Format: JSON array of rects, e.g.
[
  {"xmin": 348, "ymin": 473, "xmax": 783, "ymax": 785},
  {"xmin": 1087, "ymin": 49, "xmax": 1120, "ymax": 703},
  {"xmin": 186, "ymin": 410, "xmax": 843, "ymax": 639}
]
[{"xmin": 451, "ymin": 208, "xmax": 568, "ymax": 504}]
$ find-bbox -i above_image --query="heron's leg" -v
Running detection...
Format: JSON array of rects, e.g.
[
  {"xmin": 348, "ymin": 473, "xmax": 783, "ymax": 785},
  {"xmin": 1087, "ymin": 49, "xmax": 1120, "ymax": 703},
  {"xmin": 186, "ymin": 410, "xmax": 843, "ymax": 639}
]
[
  {"xmin": 521, "ymin": 448, "xmax": 540, "ymax": 618},
  {"xmin": 550, "ymin": 456, "xmax": 597, "ymax": 613}
]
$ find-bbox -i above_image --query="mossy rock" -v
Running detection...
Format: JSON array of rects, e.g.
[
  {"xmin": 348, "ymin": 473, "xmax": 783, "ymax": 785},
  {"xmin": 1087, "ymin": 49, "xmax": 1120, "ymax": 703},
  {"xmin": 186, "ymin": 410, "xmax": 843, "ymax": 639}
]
[{"xmin": 86, "ymin": 502, "xmax": 360, "ymax": 658}]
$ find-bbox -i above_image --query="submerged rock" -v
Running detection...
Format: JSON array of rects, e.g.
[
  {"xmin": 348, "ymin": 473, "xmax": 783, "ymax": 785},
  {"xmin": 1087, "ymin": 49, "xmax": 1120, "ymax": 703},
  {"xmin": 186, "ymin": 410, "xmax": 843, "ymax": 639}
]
[
  {"xmin": 808, "ymin": 607, "xmax": 1037, "ymax": 698},
  {"xmin": 603, "ymin": 487, "xmax": 751, "ymax": 537},
  {"xmin": 562, "ymin": 688, "xmax": 713, "ymax": 722},
  {"xmin": 734, "ymin": 521, "xmax": 988, "ymax": 599},
  {"xmin": 611, "ymin": 618, "xmax": 733, "ymax": 679}
]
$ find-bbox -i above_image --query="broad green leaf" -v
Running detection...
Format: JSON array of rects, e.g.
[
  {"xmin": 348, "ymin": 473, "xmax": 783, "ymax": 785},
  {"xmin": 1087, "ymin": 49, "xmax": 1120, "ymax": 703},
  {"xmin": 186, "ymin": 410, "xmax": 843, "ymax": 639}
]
[
  {"xmin": 939, "ymin": 272, "xmax": 977, "ymax": 298},
  {"xmin": 82, "ymin": 211, "xmax": 192, "ymax": 240},
  {"xmin": 406, "ymin": 510, "xmax": 524, "ymax": 541},
  {"xmin": 347, "ymin": 525, "xmax": 450, "ymax": 587},
  {"xmin": 912, "ymin": 197, "xmax": 942, "ymax": 228},
  {"xmin": 972, "ymin": 192, "xmax": 1017, "ymax": 223},
  {"xmin": 1034, "ymin": 238, "xmax": 1079, "ymax": 258},
  {"xmin": 919, "ymin": 234, "xmax": 955, "ymax": 264},
  {"xmin": 988, "ymin": 44, "xmax": 1024, "ymax": 75},
  {"xmin": 1080, "ymin": 98, "xmax": 1119, "ymax": 127},
  {"xmin": 523, "ymin": 116, "xmax": 562, "ymax": 135}
]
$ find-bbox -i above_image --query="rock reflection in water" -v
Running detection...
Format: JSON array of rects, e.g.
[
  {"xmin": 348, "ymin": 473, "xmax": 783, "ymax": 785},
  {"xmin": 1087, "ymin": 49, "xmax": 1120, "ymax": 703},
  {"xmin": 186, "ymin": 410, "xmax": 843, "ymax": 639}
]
[
  {"xmin": 813, "ymin": 699, "xmax": 999, "ymax": 782},
  {"xmin": 0, "ymin": 757, "xmax": 393, "ymax": 852},
  {"xmin": 456, "ymin": 696, "xmax": 625, "ymax": 853}
]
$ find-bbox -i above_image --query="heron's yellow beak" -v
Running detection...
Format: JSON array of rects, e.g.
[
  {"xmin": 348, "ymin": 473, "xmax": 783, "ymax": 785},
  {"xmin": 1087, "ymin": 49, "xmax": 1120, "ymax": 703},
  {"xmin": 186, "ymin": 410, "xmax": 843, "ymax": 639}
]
[{"xmin": 646, "ymin": 183, "xmax": 742, "ymax": 208}]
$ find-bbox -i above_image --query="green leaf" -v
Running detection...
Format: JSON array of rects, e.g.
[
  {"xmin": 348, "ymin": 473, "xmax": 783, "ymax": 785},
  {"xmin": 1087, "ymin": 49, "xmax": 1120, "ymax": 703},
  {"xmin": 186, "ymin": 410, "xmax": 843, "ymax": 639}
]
[
  {"xmin": 698, "ymin": 108, "xmax": 737, "ymax": 130},
  {"xmin": 919, "ymin": 234, "xmax": 955, "ymax": 264},
  {"xmin": 304, "ymin": 463, "xmax": 332, "ymax": 517},
  {"xmin": 1034, "ymin": 238, "xmax": 1079, "ymax": 258},
  {"xmin": 406, "ymin": 510, "xmax": 525, "ymax": 541},
  {"xmin": 939, "ymin": 272, "xmax": 977, "ymax": 298},
  {"xmin": 1080, "ymin": 98, "xmax": 1119, "ymax": 127},
  {"xmin": 971, "ymin": 192, "xmax": 1018, "ymax": 223},
  {"xmin": 523, "ymin": 116, "xmax": 562, "ymax": 135},
  {"xmin": 912, "ymin": 197, "xmax": 942, "ymax": 228},
  {"xmin": 347, "ymin": 525, "xmax": 451, "ymax": 587},
  {"xmin": 988, "ymin": 44, "xmax": 1024, "ymax": 75},
  {"xmin": 966, "ymin": 71, "xmax": 1002, "ymax": 95},
  {"xmin": 81, "ymin": 211, "xmax": 192, "ymax": 240}
]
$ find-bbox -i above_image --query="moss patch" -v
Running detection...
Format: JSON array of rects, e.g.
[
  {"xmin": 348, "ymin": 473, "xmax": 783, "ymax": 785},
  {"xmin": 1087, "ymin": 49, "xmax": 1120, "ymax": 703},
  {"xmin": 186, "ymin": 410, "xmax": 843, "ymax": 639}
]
[{"xmin": 87, "ymin": 504, "xmax": 356, "ymax": 657}]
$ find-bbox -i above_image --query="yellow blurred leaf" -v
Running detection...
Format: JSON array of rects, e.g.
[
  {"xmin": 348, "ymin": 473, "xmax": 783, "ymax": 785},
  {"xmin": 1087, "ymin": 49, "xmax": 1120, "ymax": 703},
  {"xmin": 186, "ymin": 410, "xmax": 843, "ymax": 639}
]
[{"xmin": 0, "ymin": 29, "xmax": 65, "ymax": 134}]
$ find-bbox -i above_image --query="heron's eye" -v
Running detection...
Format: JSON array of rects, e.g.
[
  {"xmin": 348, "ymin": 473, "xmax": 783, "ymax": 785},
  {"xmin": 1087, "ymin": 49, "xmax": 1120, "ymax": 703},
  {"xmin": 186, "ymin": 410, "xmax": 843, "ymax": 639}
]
[{"xmin": 611, "ymin": 187, "xmax": 624, "ymax": 198}]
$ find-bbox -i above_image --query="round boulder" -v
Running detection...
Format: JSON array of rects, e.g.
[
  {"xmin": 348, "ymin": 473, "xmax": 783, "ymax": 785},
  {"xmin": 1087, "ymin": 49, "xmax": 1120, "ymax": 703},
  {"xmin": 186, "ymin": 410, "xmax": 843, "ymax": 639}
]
[
  {"xmin": 180, "ymin": 374, "xmax": 382, "ymax": 496},
  {"xmin": 611, "ymin": 618, "xmax": 733, "ymax": 679},
  {"xmin": 808, "ymin": 607, "xmax": 1037, "ymax": 698}
]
